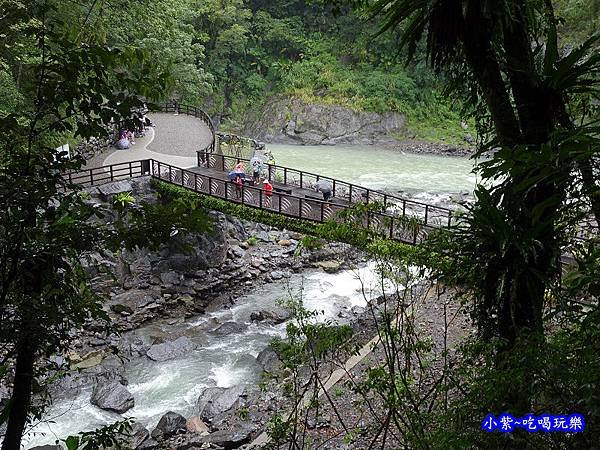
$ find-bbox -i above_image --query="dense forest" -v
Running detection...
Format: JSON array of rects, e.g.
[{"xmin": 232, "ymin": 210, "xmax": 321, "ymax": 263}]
[
  {"xmin": 0, "ymin": 0, "xmax": 599, "ymax": 449},
  {"xmin": 0, "ymin": 0, "xmax": 597, "ymax": 143}
]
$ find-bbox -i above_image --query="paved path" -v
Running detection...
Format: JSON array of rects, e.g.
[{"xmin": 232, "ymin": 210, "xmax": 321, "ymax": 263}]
[{"xmin": 84, "ymin": 112, "xmax": 213, "ymax": 169}]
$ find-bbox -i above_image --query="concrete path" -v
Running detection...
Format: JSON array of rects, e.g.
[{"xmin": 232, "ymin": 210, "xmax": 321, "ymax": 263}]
[{"xmin": 84, "ymin": 112, "xmax": 213, "ymax": 169}]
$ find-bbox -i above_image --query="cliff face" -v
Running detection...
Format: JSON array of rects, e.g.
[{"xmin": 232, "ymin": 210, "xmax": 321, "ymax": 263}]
[{"xmin": 242, "ymin": 96, "xmax": 406, "ymax": 145}]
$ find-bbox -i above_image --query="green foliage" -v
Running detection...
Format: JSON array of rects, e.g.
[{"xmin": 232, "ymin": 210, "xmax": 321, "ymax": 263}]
[{"xmin": 62, "ymin": 419, "xmax": 134, "ymax": 450}]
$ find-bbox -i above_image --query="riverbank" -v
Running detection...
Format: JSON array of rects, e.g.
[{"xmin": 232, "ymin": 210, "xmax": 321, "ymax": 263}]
[{"xmin": 19, "ymin": 177, "xmax": 365, "ymax": 449}]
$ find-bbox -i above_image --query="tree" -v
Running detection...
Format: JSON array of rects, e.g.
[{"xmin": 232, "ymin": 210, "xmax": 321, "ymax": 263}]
[
  {"xmin": 333, "ymin": 0, "xmax": 600, "ymax": 412},
  {"xmin": 0, "ymin": 1, "xmax": 210, "ymax": 448}
]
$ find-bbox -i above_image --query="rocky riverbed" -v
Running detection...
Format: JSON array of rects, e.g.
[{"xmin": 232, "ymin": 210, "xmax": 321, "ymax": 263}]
[{"xmin": 12, "ymin": 177, "xmax": 367, "ymax": 449}]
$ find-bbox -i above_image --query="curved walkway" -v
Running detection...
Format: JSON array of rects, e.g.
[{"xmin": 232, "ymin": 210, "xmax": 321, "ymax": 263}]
[{"xmin": 85, "ymin": 112, "xmax": 213, "ymax": 169}]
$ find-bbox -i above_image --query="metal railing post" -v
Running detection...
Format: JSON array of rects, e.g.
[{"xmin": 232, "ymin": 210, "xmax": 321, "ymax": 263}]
[
  {"xmin": 89, "ymin": 169, "xmax": 93, "ymax": 186},
  {"xmin": 129, "ymin": 162, "xmax": 133, "ymax": 178},
  {"xmin": 389, "ymin": 218, "xmax": 394, "ymax": 239},
  {"xmin": 110, "ymin": 165, "xmax": 114, "ymax": 181},
  {"xmin": 300, "ymin": 172, "xmax": 303, "ymax": 189},
  {"xmin": 284, "ymin": 168, "xmax": 287, "ymax": 185},
  {"xmin": 259, "ymin": 189, "xmax": 263, "ymax": 209},
  {"xmin": 320, "ymin": 202, "xmax": 324, "ymax": 222},
  {"xmin": 424, "ymin": 205, "xmax": 429, "ymax": 225},
  {"xmin": 299, "ymin": 198, "xmax": 303, "ymax": 218}
]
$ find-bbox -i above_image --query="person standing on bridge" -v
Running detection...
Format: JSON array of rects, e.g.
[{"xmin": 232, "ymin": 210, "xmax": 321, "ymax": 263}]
[{"xmin": 315, "ymin": 179, "xmax": 332, "ymax": 201}]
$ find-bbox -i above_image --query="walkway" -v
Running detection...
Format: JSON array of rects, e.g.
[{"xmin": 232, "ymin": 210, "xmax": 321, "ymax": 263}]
[{"xmin": 84, "ymin": 112, "xmax": 214, "ymax": 169}]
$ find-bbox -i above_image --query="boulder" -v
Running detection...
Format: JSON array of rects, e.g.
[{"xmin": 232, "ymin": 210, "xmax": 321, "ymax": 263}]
[
  {"xmin": 249, "ymin": 309, "xmax": 289, "ymax": 325},
  {"xmin": 150, "ymin": 411, "xmax": 186, "ymax": 440},
  {"xmin": 90, "ymin": 380, "xmax": 134, "ymax": 413},
  {"xmin": 314, "ymin": 260, "xmax": 342, "ymax": 273},
  {"xmin": 196, "ymin": 385, "xmax": 245, "ymax": 421},
  {"xmin": 126, "ymin": 422, "xmax": 150, "ymax": 448},
  {"xmin": 256, "ymin": 346, "xmax": 283, "ymax": 373},
  {"xmin": 189, "ymin": 426, "xmax": 254, "ymax": 449},
  {"xmin": 269, "ymin": 270, "xmax": 284, "ymax": 280},
  {"xmin": 186, "ymin": 415, "xmax": 210, "ymax": 434},
  {"xmin": 212, "ymin": 322, "xmax": 248, "ymax": 336},
  {"xmin": 146, "ymin": 336, "xmax": 195, "ymax": 362}
]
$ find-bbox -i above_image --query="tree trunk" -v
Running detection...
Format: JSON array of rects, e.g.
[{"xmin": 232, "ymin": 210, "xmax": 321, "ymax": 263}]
[{"xmin": 2, "ymin": 332, "xmax": 36, "ymax": 450}]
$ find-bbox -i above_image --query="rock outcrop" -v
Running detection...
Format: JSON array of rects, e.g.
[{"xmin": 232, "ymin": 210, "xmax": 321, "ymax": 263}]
[{"xmin": 243, "ymin": 96, "xmax": 405, "ymax": 145}]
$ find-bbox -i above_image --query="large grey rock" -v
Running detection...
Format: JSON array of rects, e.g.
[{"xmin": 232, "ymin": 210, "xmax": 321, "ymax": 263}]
[
  {"xmin": 212, "ymin": 322, "xmax": 248, "ymax": 336},
  {"xmin": 256, "ymin": 346, "xmax": 283, "ymax": 373},
  {"xmin": 249, "ymin": 309, "xmax": 289, "ymax": 325},
  {"xmin": 196, "ymin": 385, "xmax": 245, "ymax": 421},
  {"xmin": 146, "ymin": 336, "xmax": 195, "ymax": 362},
  {"xmin": 187, "ymin": 426, "xmax": 254, "ymax": 449},
  {"xmin": 150, "ymin": 411, "xmax": 186, "ymax": 440},
  {"xmin": 90, "ymin": 380, "xmax": 134, "ymax": 413}
]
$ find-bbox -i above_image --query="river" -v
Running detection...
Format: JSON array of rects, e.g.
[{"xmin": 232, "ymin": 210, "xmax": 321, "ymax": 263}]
[
  {"xmin": 24, "ymin": 264, "xmax": 391, "ymax": 448},
  {"xmin": 268, "ymin": 144, "xmax": 477, "ymax": 198}
]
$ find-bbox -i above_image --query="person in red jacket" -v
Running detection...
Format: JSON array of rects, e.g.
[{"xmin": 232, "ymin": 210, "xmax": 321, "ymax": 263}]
[{"xmin": 263, "ymin": 179, "xmax": 273, "ymax": 196}]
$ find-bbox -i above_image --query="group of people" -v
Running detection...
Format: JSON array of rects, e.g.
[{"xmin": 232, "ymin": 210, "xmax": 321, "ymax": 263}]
[
  {"xmin": 228, "ymin": 160, "xmax": 272, "ymax": 199},
  {"xmin": 115, "ymin": 109, "xmax": 154, "ymax": 150},
  {"xmin": 227, "ymin": 159, "xmax": 334, "ymax": 202}
]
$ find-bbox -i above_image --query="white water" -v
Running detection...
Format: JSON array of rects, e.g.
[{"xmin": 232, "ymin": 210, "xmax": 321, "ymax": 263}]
[
  {"xmin": 24, "ymin": 263, "xmax": 395, "ymax": 448},
  {"xmin": 269, "ymin": 144, "xmax": 477, "ymax": 195}
]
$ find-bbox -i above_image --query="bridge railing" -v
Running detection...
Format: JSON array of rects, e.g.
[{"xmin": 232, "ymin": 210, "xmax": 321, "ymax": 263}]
[
  {"xmin": 199, "ymin": 151, "xmax": 458, "ymax": 231},
  {"xmin": 64, "ymin": 160, "xmax": 431, "ymax": 245},
  {"xmin": 64, "ymin": 160, "xmax": 149, "ymax": 186}
]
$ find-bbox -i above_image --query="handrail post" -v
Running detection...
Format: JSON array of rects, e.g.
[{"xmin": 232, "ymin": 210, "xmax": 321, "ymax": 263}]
[
  {"xmin": 241, "ymin": 185, "xmax": 244, "ymax": 205},
  {"xmin": 320, "ymin": 202, "xmax": 324, "ymax": 222},
  {"xmin": 209, "ymin": 178, "xmax": 213, "ymax": 195},
  {"xmin": 300, "ymin": 172, "xmax": 303, "ymax": 189},
  {"xmin": 447, "ymin": 210, "xmax": 452, "ymax": 227},
  {"xmin": 129, "ymin": 162, "xmax": 133, "ymax": 178},
  {"xmin": 225, "ymin": 180, "xmax": 228, "ymax": 200},
  {"xmin": 424, "ymin": 205, "xmax": 429, "ymax": 225},
  {"xmin": 259, "ymin": 189, "xmax": 263, "ymax": 209},
  {"xmin": 389, "ymin": 218, "xmax": 394, "ymax": 239},
  {"xmin": 402, "ymin": 200, "xmax": 406, "ymax": 217},
  {"xmin": 169, "ymin": 166, "xmax": 172, "ymax": 183},
  {"xmin": 278, "ymin": 194, "xmax": 282, "ymax": 213},
  {"xmin": 333, "ymin": 180, "xmax": 336, "ymax": 198},
  {"xmin": 284, "ymin": 168, "xmax": 287, "ymax": 185},
  {"xmin": 110, "ymin": 165, "xmax": 114, "ymax": 181},
  {"xmin": 180, "ymin": 169, "xmax": 184, "ymax": 186},
  {"xmin": 349, "ymin": 185, "xmax": 353, "ymax": 203},
  {"xmin": 90, "ymin": 169, "xmax": 93, "ymax": 186}
]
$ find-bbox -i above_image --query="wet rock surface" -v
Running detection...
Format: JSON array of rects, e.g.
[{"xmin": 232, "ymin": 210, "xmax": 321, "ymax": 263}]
[
  {"xmin": 146, "ymin": 336, "xmax": 195, "ymax": 362},
  {"xmin": 90, "ymin": 380, "xmax": 134, "ymax": 413},
  {"xmin": 151, "ymin": 411, "xmax": 187, "ymax": 440}
]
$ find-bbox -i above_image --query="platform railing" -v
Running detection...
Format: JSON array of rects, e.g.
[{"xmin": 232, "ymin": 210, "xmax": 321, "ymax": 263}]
[
  {"xmin": 198, "ymin": 151, "xmax": 458, "ymax": 230},
  {"xmin": 64, "ymin": 159, "xmax": 430, "ymax": 245}
]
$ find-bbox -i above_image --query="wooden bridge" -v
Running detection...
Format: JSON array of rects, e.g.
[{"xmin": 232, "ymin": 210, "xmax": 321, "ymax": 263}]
[{"xmin": 67, "ymin": 104, "xmax": 459, "ymax": 245}]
